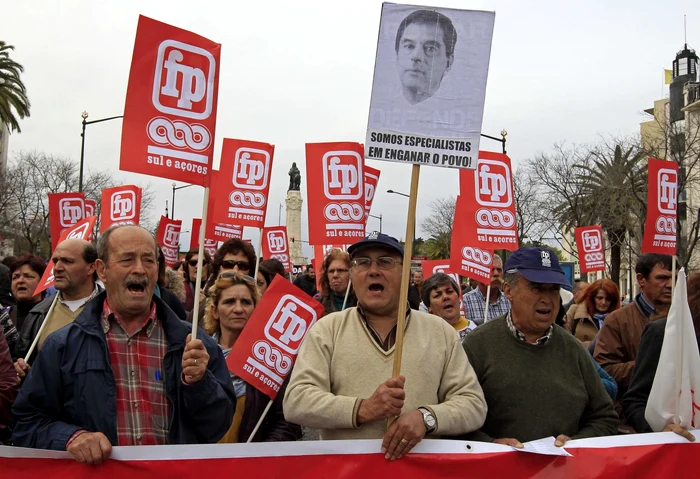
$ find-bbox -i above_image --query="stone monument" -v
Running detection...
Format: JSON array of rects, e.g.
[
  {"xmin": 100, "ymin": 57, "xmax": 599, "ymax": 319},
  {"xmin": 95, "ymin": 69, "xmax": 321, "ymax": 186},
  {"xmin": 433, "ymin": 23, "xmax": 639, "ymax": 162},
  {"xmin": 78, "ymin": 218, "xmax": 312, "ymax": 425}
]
[{"xmin": 285, "ymin": 162, "xmax": 307, "ymax": 265}]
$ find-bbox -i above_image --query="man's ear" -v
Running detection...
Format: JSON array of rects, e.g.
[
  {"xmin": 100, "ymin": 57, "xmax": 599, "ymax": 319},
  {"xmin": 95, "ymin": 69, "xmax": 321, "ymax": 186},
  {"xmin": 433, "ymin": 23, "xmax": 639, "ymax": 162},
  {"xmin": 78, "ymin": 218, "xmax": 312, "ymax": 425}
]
[
  {"xmin": 503, "ymin": 282, "xmax": 514, "ymax": 302},
  {"xmin": 87, "ymin": 261, "xmax": 97, "ymax": 279},
  {"xmin": 96, "ymin": 259, "xmax": 107, "ymax": 283},
  {"xmin": 445, "ymin": 54, "xmax": 454, "ymax": 72}
]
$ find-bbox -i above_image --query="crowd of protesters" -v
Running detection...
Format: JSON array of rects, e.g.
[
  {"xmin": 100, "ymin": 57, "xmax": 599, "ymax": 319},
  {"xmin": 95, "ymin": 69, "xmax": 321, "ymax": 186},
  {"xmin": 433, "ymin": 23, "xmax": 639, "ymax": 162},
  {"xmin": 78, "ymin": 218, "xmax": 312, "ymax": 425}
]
[{"xmin": 0, "ymin": 226, "xmax": 697, "ymax": 463}]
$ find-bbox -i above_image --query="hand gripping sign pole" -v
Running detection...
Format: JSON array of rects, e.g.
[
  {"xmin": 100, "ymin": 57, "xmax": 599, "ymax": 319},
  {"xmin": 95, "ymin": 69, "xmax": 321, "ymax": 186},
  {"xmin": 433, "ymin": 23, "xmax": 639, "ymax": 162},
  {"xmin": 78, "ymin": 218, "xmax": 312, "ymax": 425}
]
[
  {"xmin": 389, "ymin": 165, "xmax": 420, "ymax": 427},
  {"xmin": 191, "ymin": 187, "xmax": 210, "ymax": 340}
]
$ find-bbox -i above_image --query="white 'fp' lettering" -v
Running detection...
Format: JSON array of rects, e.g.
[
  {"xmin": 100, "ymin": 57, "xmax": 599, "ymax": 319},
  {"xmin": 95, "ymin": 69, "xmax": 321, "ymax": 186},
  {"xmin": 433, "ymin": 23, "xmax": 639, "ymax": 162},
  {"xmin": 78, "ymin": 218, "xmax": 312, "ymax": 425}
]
[
  {"xmin": 270, "ymin": 302, "xmax": 307, "ymax": 345},
  {"xmin": 161, "ymin": 50, "xmax": 206, "ymax": 110},
  {"xmin": 328, "ymin": 157, "xmax": 358, "ymax": 194}
]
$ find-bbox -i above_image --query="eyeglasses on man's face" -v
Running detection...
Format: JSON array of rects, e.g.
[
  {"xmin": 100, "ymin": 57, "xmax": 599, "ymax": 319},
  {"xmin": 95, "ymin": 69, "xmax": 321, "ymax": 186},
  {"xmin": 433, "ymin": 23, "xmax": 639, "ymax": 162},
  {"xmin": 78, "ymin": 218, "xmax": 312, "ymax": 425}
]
[{"xmin": 351, "ymin": 256, "xmax": 402, "ymax": 272}]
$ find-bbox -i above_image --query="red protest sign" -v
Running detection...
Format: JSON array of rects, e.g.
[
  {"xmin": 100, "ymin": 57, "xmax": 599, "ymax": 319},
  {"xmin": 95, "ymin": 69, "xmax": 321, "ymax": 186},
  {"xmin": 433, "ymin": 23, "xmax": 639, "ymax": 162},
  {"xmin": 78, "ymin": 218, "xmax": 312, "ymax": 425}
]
[
  {"xmin": 306, "ymin": 142, "xmax": 366, "ymax": 245},
  {"xmin": 48, "ymin": 192, "xmax": 86, "ymax": 251},
  {"xmin": 204, "ymin": 172, "xmax": 245, "ymax": 242},
  {"xmin": 84, "ymin": 199, "xmax": 96, "ymax": 217},
  {"xmin": 642, "ymin": 158, "xmax": 678, "ymax": 255},
  {"xmin": 34, "ymin": 216, "xmax": 97, "ymax": 297},
  {"xmin": 420, "ymin": 260, "xmax": 458, "ymax": 282},
  {"xmin": 100, "ymin": 185, "xmax": 142, "ymax": 233},
  {"xmin": 364, "ymin": 165, "xmax": 381, "ymax": 220},
  {"xmin": 458, "ymin": 151, "xmax": 518, "ymax": 251},
  {"xmin": 191, "ymin": 218, "xmax": 220, "ymax": 256},
  {"xmin": 156, "ymin": 216, "xmax": 182, "ymax": 268},
  {"xmin": 120, "ymin": 15, "xmax": 220, "ymax": 186},
  {"xmin": 575, "ymin": 226, "xmax": 606, "ymax": 273},
  {"xmin": 262, "ymin": 226, "xmax": 291, "ymax": 271},
  {"xmin": 227, "ymin": 275, "xmax": 324, "ymax": 399},
  {"xmin": 209, "ymin": 139, "xmax": 274, "ymax": 229},
  {"xmin": 450, "ymin": 244, "xmax": 494, "ymax": 283}
]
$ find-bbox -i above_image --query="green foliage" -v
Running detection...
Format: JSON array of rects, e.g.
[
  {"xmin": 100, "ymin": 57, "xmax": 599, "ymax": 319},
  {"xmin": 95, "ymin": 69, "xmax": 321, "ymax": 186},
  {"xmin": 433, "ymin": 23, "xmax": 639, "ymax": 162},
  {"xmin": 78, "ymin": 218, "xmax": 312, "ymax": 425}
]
[{"xmin": 0, "ymin": 41, "xmax": 31, "ymax": 133}]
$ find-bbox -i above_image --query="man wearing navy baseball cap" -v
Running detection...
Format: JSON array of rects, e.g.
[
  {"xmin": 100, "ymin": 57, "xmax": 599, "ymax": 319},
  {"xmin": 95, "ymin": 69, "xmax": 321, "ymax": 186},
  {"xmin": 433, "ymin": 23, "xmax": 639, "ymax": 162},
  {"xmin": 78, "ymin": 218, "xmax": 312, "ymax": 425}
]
[
  {"xmin": 462, "ymin": 246, "xmax": 618, "ymax": 447},
  {"xmin": 285, "ymin": 231, "xmax": 486, "ymax": 460}
]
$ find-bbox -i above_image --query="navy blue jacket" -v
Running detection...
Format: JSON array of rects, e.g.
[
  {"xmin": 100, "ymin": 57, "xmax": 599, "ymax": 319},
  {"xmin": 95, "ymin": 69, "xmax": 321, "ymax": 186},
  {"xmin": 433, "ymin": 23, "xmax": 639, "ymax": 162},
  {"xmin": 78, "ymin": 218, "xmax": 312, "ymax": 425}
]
[{"xmin": 11, "ymin": 292, "xmax": 235, "ymax": 450}]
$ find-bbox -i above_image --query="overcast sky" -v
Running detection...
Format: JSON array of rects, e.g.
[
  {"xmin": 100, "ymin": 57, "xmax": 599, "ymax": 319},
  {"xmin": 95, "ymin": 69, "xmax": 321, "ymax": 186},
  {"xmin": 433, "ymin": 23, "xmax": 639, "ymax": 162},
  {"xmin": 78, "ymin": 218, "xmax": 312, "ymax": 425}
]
[{"xmin": 3, "ymin": 0, "xmax": 697, "ymax": 259}]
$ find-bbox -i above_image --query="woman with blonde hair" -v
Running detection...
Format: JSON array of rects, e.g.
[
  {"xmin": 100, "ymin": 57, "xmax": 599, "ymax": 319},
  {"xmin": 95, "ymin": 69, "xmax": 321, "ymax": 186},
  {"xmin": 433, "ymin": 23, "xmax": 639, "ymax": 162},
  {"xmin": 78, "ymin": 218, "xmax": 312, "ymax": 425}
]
[{"xmin": 205, "ymin": 272, "xmax": 301, "ymax": 442}]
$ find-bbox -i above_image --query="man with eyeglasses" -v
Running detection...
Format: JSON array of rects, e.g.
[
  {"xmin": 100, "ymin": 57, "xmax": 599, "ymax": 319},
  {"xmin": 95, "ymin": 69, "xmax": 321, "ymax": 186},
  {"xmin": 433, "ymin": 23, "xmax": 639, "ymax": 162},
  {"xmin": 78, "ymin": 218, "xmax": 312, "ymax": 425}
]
[{"xmin": 285, "ymin": 232, "xmax": 486, "ymax": 460}]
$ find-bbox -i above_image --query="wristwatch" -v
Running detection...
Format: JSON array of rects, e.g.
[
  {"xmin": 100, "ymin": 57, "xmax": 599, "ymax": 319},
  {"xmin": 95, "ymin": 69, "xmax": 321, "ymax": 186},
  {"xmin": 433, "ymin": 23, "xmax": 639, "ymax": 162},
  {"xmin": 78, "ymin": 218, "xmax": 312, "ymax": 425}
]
[{"xmin": 418, "ymin": 407, "xmax": 436, "ymax": 434}]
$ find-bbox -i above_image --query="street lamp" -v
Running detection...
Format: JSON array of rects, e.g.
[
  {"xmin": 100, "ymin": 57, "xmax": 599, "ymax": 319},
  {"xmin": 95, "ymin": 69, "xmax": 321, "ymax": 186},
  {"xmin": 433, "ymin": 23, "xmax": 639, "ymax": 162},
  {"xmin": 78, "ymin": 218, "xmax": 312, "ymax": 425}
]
[
  {"xmin": 368, "ymin": 213, "xmax": 383, "ymax": 233},
  {"xmin": 79, "ymin": 111, "xmax": 124, "ymax": 192},
  {"xmin": 171, "ymin": 182, "xmax": 195, "ymax": 219},
  {"xmin": 480, "ymin": 129, "xmax": 508, "ymax": 154},
  {"xmin": 387, "ymin": 189, "xmax": 410, "ymax": 198}
]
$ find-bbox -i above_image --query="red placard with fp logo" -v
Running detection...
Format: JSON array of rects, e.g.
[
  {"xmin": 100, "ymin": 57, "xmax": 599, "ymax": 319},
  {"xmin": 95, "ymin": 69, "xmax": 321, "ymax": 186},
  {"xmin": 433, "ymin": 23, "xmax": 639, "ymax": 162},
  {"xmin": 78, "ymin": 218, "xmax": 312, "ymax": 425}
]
[
  {"xmin": 209, "ymin": 139, "xmax": 275, "ymax": 229},
  {"xmin": 364, "ymin": 165, "xmax": 381, "ymax": 222},
  {"xmin": 156, "ymin": 216, "xmax": 182, "ymax": 267},
  {"xmin": 226, "ymin": 275, "xmax": 325, "ymax": 399},
  {"xmin": 420, "ymin": 260, "xmax": 459, "ymax": 284},
  {"xmin": 642, "ymin": 158, "xmax": 678, "ymax": 255},
  {"xmin": 191, "ymin": 218, "xmax": 220, "ymax": 257},
  {"xmin": 48, "ymin": 192, "xmax": 86, "ymax": 251},
  {"xmin": 34, "ymin": 216, "xmax": 98, "ymax": 297},
  {"xmin": 120, "ymin": 15, "xmax": 220, "ymax": 185},
  {"xmin": 458, "ymin": 151, "xmax": 519, "ymax": 251},
  {"xmin": 262, "ymin": 226, "xmax": 291, "ymax": 271},
  {"xmin": 575, "ymin": 226, "xmax": 606, "ymax": 273},
  {"xmin": 100, "ymin": 185, "xmax": 142, "ymax": 233},
  {"xmin": 84, "ymin": 199, "xmax": 96, "ymax": 217},
  {"xmin": 450, "ymin": 243, "xmax": 494, "ymax": 283},
  {"xmin": 306, "ymin": 142, "xmax": 366, "ymax": 245}
]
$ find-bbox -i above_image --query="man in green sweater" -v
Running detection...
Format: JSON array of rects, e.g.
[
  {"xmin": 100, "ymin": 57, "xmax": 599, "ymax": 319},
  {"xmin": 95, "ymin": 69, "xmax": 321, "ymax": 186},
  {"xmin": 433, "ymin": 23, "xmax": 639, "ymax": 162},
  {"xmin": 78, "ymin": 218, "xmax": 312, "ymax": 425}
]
[
  {"xmin": 285, "ymin": 232, "xmax": 486, "ymax": 460},
  {"xmin": 463, "ymin": 246, "xmax": 618, "ymax": 447}
]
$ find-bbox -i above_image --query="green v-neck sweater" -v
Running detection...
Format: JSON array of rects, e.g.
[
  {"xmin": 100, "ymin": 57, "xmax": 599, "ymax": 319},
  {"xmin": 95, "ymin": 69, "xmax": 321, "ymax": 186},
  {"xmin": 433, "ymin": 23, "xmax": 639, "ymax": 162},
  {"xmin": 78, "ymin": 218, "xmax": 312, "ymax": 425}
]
[{"xmin": 462, "ymin": 317, "xmax": 619, "ymax": 443}]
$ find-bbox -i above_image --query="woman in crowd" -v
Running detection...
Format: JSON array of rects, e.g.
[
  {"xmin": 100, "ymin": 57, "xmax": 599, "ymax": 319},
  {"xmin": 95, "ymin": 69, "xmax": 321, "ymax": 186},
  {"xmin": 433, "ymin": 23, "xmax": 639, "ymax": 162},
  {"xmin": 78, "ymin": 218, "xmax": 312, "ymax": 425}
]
[
  {"xmin": 1, "ymin": 255, "xmax": 46, "ymax": 358},
  {"xmin": 317, "ymin": 249, "xmax": 356, "ymax": 316},
  {"xmin": 256, "ymin": 265, "xmax": 272, "ymax": 296},
  {"xmin": 205, "ymin": 272, "xmax": 301, "ymax": 442},
  {"xmin": 565, "ymin": 279, "xmax": 620, "ymax": 348},
  {"xmin": 622, "ymin": 272, "xmax": 700, "ymax": 440},
  {"xmin": 183, "ymin": 249, "xmax": 211, "ymax": 313}
]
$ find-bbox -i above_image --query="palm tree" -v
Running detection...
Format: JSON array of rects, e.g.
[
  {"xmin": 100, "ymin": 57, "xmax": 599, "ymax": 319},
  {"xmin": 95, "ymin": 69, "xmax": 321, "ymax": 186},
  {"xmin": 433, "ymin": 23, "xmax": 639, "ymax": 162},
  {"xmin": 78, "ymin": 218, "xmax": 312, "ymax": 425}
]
[{"xmin": 0, "ymin": 41, "xmax": 31, "ymax": 133}]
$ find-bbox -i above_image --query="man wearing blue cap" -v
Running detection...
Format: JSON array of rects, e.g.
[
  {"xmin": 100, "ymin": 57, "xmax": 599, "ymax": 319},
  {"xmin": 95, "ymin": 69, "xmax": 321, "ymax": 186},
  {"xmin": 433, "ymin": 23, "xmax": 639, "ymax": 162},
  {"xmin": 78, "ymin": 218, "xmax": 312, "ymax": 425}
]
[
  {"xmin": 285, "ymin": 232, "xmax": 486, "ymax": 460},
  {"xmin": 462, "ymin": 246, "xmax": 618, "ymax": 447}
]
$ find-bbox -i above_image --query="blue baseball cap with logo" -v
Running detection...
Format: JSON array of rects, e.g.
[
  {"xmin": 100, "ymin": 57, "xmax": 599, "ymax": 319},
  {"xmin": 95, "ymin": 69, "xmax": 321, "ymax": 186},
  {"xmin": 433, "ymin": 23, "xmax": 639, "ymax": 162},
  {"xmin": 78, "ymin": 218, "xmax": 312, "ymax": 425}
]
[
  {"xmin": 504, "ymin": 246, "xmax": 570, "ymax": 287},
  {"xmin": 348, "ymin": 231, "xmax": 404, "ymax": 258}
]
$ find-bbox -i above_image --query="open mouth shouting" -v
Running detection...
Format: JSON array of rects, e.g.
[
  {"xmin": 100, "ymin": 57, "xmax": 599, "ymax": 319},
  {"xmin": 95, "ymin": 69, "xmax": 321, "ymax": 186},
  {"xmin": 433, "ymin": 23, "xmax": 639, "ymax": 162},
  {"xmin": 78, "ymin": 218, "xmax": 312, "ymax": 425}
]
[
  {"xmin": 367, "ymin": 281, "xmax": 385, "ymax": 295},
  {"xmin": 125, "ymin": 276, "xmax": 149, "ymax": 298}
]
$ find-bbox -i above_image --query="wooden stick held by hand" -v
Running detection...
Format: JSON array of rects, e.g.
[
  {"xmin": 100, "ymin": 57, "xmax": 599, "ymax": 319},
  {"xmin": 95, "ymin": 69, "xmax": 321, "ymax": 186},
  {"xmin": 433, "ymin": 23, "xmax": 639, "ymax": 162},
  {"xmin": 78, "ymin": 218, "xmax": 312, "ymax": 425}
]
[
  {"xmin": 24, "ymin": 294, "xmax": 59, "ymax": 363},
  {"xmin": 191, "ymin": 187, "xmax": 210, "ymax": 340}
]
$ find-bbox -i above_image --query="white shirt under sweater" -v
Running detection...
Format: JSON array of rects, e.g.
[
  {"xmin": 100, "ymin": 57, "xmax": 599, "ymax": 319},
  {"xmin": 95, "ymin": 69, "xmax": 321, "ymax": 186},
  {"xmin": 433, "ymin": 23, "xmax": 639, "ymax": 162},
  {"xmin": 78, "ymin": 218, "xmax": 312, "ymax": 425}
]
[{"xmin": 284, "ymin": 307, "xmax": 487, "ymax": 440}]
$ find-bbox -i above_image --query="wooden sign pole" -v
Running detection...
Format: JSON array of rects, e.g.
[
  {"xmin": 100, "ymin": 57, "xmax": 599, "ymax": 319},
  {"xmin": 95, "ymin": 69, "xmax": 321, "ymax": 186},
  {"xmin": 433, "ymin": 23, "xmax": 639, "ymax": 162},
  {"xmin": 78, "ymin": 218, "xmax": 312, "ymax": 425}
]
[{"xmin": 190, "ymin": 187, "xmax": 210, "ymax": 340}]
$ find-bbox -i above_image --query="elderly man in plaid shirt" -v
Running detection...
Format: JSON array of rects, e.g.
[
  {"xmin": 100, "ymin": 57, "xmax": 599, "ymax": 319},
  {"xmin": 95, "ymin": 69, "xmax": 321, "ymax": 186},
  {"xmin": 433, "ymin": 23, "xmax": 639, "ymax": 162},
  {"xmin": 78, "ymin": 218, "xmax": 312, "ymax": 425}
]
[
  {"xmin": 462, "ymin": 254, "xmax": 511, "ymax": 326},
  {"xmin": 12, "ymin": 225, "xmax": 235, "ymax": 465}
]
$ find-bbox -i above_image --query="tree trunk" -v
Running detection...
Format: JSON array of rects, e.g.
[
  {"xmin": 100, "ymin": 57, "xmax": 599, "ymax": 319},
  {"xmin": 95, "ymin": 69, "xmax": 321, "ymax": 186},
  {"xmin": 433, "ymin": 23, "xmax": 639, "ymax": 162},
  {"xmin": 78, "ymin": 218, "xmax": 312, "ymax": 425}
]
[{"xmin": 607, "ymin": 228, "xmax": 625, "ymax": 286}]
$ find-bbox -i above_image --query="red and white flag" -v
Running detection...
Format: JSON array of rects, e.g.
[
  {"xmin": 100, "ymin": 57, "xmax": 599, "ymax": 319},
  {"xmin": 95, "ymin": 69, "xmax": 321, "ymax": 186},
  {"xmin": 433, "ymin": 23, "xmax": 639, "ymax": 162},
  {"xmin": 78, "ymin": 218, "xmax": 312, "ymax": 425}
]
[
  {"xmin": 155, "ymin": 216, "xmax": 182, "ymax": 268},
  {"xmin": 306, "ymin": 142, "xmax": 366, "ymax": 245},
  {"xmin": 34, "ymin": 216, "xmax": 97, "ymax": 297},
  {"xmin": 120, "ymin": 15, "xmax": 221, "ymax": 186},
  {"xmin": 262, "ymin": 226, "xmax": 291, "ymax": 271},
  {"xmin": 209, "ymin": 139, "xmax": 274, "ymax": 229},
  {"xmin": 458, "ymin": 151, "xmax": 518, "ymax": 251},
  {"xmin": 48, "ymin": 192, "xmax": 86, "ymax": 251},
  {"xmin": 642, "ymin": 158, "xmax": 678, "ymax": 255},
  {"xmin": 419, "ymin": 259, "xmax": 466, "ymax": 316},
  {"xmin": 84, "ymin": 199, "xmax": 96, "ymax": 217},
  {"xmin": 364, "ymin": 165, "xmax": 381, "ymax": 223},
  {"xmin": 450, "ymin": 243, "xmax": 493, "ymax": 283},
  {"xmin": 100, "ymin": 185, "xmax": 142, "ymax": 233},
  {"xmin": 191, "ymin": 218, "xmax": 219, "ymax": 257},
  {"xmin": 575, "ymin": 226, "xmax": 606, "ymax": 273},
  {"xmin": 227, "ymin": 275, "xmax": 324, "ymax": 399}
]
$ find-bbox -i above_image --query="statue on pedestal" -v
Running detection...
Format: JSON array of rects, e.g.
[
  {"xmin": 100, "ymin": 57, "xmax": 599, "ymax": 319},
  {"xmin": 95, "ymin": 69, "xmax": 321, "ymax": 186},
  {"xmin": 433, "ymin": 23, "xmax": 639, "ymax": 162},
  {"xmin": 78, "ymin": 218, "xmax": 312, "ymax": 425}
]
[{"xmin": 288, "ymin": 162, "xmax": 301, "ymax": 191}]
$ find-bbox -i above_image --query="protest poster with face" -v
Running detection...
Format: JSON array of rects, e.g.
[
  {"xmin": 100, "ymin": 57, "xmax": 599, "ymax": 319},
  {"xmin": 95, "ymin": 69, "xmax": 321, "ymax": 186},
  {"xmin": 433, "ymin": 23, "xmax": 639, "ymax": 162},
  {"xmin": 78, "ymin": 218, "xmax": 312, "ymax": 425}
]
[
  {"xmin": 34, "ymin": 216, "xmax": 97, "ymax": 297},
  {"xmin": 642, "ymin": 158, "xmax": 678, "ymax": 255},
  {"xmin": 156, "ymin": 216, "xmax": 182, "ymax": 268},
  {"xmin": 262, "ymin": 226, "xmax": 291, "ymax": 272},
  {"xmin": 458, "ymin": 151, "xmax": 519, "ymax": 251},
  {"xmin": 120, "ymin": 15, "xmax": 220, "ymax": 186},
  {"xmin": 575, "ymin": 226, "xmax": 606, "ymax": 273},
  {"xmin": 209, "ymin": 139, "xmax": 274, "ymax": 229},
  {"xmin": 306, "ymin": 142, "xmax": 366, "ymax": 245},
  {"xmin": 365, "ymin": 4, "xmax": 494, "ymax": 169},
  {"xmin": 48, "ymin": 192, "xmax": 86, "ymax": 251},
  {"xmin": 100, "ymin": 185, "xmax": 142, "ymax": 233},
  {"xmin": 227, "ymin": 275, "xmax": 325, "ymax": 399}
]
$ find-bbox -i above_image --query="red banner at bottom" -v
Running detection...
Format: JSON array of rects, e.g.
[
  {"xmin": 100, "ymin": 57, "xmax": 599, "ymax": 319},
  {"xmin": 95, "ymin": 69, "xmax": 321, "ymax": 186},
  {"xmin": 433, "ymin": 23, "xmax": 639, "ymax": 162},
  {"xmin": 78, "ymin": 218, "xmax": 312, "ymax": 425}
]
[{"xmin": 1, "ymin": 434, "xmax": 698, "ymax": 478}]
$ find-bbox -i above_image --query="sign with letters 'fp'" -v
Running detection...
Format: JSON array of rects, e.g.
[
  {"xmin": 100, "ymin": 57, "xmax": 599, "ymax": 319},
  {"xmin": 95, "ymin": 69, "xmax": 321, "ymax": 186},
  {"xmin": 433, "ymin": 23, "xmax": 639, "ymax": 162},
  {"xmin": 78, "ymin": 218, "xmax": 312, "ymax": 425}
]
[
  {"xmin": 365, "ymin": 4, "xmax": 494, "ymax": 169},
  {"xmin": 209, "ymin": 139, "xmax": 275, "ymax": 229},
  {"xmin": 642, "ymin": 158, "xmax": 678, "ymax": 255},
  {"xmin": 227, "ymin": 275, "xmax": 325, "ymax": 399},
  {"xmin": 262, "ymin": 226, "xmax": 291, "ymax": 272},
  {"xmin": 458, "ymin": 151, "xmax": 518, "ymax": 251},
  {"xmin": 48, "ymin": 192, "xmax": 86, "ymax": 251},
  {"xmin": 100, "ymin": 185, "xmax": 142, "ymax": 233},
  {"xmin": 34, "ymin": 216, "xmax": 98, "ymax": 297},
  {"xmin": 191, "ymin": 218, "xmax": 220, "ymax": 257},
  {"xmin": 450, "ymin": 194, "xmax": 494, "ymax": 282},
  {"xmin": 84, "ymin": 199, "xmax": 96, "ymax": 218},
  {"xmin": 155, "ymin": 216, "xmax": 182, "ymax": 268},
  {"xmin": 306, "ymin": 142, "xmax": 366, "ymax": 245},
  {"xmin": 204, "ymin": 170, "xmax": 244, "ymax": 242},
  {"xmin": 575, "ymin": 226, "xmax": 606, "ymax": 273},
  {"xmin": 363, "ymin": 165, "xmax": 381, "ymax": 226},
  {"xmin": 120, "ymin": 15, "xmax": 221, "ymax": 186}
]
